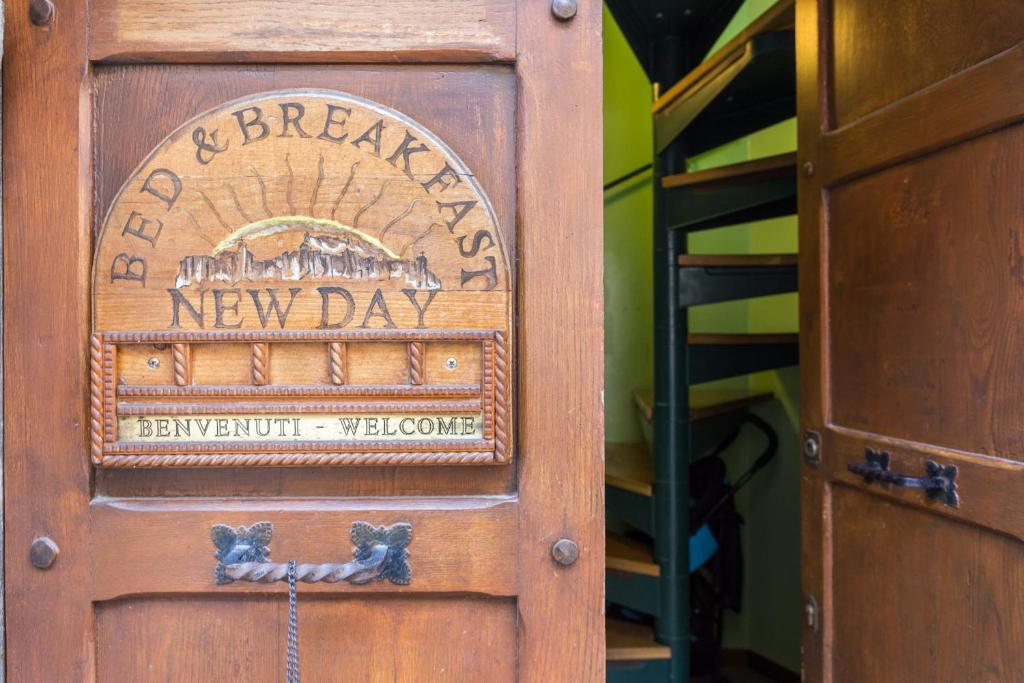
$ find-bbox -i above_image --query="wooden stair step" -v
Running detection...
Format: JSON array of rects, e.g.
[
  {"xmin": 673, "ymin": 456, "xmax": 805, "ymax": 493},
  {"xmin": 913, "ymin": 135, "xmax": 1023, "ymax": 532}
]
[
  {"xmin": 677, "ymin": 251, "xmax": 798, "ymax": 305},
  {"xmin": 605, "ymin": 442, "xmax": 652, "ymax": 497},
  {"xmin": 652, "ymin": 0, "xmax": 795, "ymax": 154},
  {"xmin": 607, "ymin": 618, "xmax": 672, "ymax": 661},
  {"xmin": 687, "ymin": 333, "xmax": 799, "ymax": 382},
  {"xmin": 606, "ymin": 534, "xmax": 659, "ymax": 577},
  {"xmin": 690, "ymin": 388, "xmax": 775, "ymax": 420},
  {"xmin": 677, "ymin": 253, "xmax": 797, "ymax": 268},
  {"xmin": 632, "ymin": 386, "xmax": 774, "ymax": 423},
  {"xmin": 663, "ymin": 152, "xmax": 797, "ymax": 191},
  {"xmin": 688, "ymin": 332, "xmax": 798, "ymax": 345},
  {"xmin": 663, "ymin": 154, "xmax": 797, "ymax": 232}
]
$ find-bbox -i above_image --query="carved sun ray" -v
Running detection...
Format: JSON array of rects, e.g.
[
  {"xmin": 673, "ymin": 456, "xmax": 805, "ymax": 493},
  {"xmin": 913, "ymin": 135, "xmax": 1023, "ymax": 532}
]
[
  {"xmin": 182, "ymin": 209, "xmax": 217, "ymax": 247},
  {"xmin": 309, "ymin": 154, "xmax": 326, "ymax": 216},
  {"xmin": 196, "ymin": 189, "xmax": 231, "ymax": 231},
  {"xmin": 227, "ymin": 184, "xmax": 254, "ymax": 224},
  {"xmin": 284, "ymin": 153, "xmax": 296, "ymax": 215},
  {"xmin": 379, "ymin": 199, "xmax": 419, "ymax": 242},
  {"xmin": 330, "ymin": 161, "xmax": 360, "ymax": 221},
  {"xmin": 251, "ymin": 166, "xmax": 273, "ymax": 219},
  {"xmin": 351, "ymin": 178, "xmax": 392, "ymax": 231},
  {"xmin": 191, "ymin": 154, "xmax": 433, "ymax": 260},
  {"xmin": 400, "ymin": 222, "xmax": 441, "ymax": 257}
]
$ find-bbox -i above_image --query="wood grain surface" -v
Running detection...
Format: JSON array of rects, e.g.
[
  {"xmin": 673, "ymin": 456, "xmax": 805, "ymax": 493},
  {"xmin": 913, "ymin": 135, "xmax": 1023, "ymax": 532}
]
[
  {"xmin": 830, "ymin": 0, "xmax": 1024, "ymax": 127},
  {"xmin": 97, "ymin": 595, "xmax": 517, "ymax": 681},
  {"xmin": 4, "ymin": 0, "xmax": 94, "ymax": 678},
  {"xmin": 90, "ymin": 0, "xmax": 516, "ymax": 63},
  {"xmin": 515, "ymin": 0, "xmax": 604, "ymax": 679},
  {"xmin": 800, "ymin": 0, "xmax": 1024, "ymax": 679}
]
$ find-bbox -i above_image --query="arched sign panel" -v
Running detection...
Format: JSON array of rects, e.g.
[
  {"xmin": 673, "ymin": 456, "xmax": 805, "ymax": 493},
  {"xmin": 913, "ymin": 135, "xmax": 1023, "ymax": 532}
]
[{"xmin": 91, "ymin": 90, "xmax": 512, "ymax": 467}]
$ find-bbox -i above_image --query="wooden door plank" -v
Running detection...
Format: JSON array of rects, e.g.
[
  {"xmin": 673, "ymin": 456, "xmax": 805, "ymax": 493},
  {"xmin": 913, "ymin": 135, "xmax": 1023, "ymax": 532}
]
[
  {"xmin": 821, "ymin": 43, "xmax": 1024, "ymax": 187},
  {"xmin": 91, "ymin": 498, "xmax": 518, "ymax": 600},
  {"xmin": 99, "ymin": 596, "xmax": 517, "ymax": 681},
  {"xmin": 824, "ymin": 428, "xmax": 1024, "ymax": 540},
  {"xmin": 797, "ymin": 0, "xmax": 829, "ymax": 676},
  {"xmin": 3, "ymin": 1, "xmax": 94, "ymax": 678},
  {"xmin": 516, "ymin": 1, "xmax": 605, "ymax": 679},
  {"xmin": 90, "ymin": 0, "xmax": 516, "ymax": 63}
]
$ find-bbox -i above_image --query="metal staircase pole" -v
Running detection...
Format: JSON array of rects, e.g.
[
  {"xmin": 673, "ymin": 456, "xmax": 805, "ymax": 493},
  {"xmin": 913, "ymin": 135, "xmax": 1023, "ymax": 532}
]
[{"xmin": 652, "ymin": 34, "xmax": 691, "ymax": 683}]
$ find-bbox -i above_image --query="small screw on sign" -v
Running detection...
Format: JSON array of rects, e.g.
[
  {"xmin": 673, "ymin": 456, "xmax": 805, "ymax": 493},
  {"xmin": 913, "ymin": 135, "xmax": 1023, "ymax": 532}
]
[{"xmin": 445, "ymin": 357, "xmax": 458, "ymax": 370}]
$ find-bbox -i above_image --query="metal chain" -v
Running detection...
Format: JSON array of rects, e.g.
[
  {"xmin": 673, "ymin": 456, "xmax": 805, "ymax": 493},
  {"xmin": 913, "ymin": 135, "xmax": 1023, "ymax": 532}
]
[{"xmin": 286, "ymin": 560, "xmax": 300, "ymax": 683}]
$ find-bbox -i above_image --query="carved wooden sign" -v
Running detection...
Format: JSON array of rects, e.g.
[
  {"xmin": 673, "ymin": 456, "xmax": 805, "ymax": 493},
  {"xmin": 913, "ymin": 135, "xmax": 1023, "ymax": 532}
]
[{"xmin": 91, "ymin": 90, "xmax": 512, "ymax": 467}]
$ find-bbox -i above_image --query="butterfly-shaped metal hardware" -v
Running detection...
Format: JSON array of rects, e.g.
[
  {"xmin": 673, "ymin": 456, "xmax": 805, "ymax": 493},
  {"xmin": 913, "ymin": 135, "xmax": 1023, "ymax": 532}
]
[
  {"xmin": 350, "ymin": 521, "xmax": 412, "ymax": 585},
  {"xmin": 212, "ymin": 521, "xmax": 273, "ymax": 583}
]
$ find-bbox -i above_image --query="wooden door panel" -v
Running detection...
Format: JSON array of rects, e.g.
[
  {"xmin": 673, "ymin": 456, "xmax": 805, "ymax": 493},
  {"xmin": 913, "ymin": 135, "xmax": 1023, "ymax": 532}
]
[
  {"xmin": 97, "ymin": 596, "xmax": 516, "ymax": 681},
  {"xmin": 90, "ymin": 0, "xmax": 516, "ymax": 63},
  {"xmin": 831, "ymin": 486, "xmax": 1024, "ymax": 682},
  {"xmin": 829, "ymin": 123, "xmax": 1024, "ymax": 459},
  {"xmin": 830, "ymin": 0, "xmax": 1024, "ymax": 127},
  {"xmin": 800, "ymin": 0, "xmax": 1024, "ymax": 680}
]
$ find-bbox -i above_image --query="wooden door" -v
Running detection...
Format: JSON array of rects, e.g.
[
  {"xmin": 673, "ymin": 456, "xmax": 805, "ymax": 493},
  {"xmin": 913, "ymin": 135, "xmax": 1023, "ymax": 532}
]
[
  {"xmin": 799, "ymin": 0, "xmax": 1024, "ymax": 680},
  {"xmin": 3, "ymin": 1, "xmax": 603, "ymax": 680}
]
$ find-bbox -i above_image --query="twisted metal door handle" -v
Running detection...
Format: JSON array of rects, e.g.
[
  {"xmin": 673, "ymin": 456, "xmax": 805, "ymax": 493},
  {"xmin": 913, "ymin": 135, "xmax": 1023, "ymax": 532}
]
[
  {"xmin": 212, "ymin": 520, "xmax": 412, "ymax": 585},
  {"xmin": 847, "ymin": 448, "xmax": 959, "ymax": 507}
]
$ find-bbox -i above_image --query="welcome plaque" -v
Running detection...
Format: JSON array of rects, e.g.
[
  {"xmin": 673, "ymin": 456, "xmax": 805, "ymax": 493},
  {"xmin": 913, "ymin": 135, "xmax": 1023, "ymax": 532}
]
[{"xmin": 91, "ymin": 90, "xmax": 512, "ymax": 467}]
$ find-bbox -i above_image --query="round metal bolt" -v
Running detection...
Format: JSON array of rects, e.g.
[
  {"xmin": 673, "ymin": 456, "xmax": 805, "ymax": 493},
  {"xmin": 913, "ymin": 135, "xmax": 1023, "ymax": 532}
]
[
  {"xmin": 29, "ymin": 0, "xmax": 54, "ymax": 26},
  {"xmin": 803, "ymin": 161, "xmax": 815, "ymax": 178},
  {"xmin": 30, "ymin": 537, "xmax": 59, "ymax": 570},
  {"xmin": 551, "ymin": 0, "xmax": 577, "ymax": 21},
  {"xmin": 803, "ymin": 430, "xmax": 821, "ymax": 466},
  {"xmin": 147, "ymin": 357, "xmax": 160, "ymax": 369},
  {"xmin": 805, "ymin": 595, "xmax": 819, "ymax": 633},
  {"xmin": 551, "ymin": 538, "xmax": 579, "ymax": 566},
  {"xmin": 445, "ymin": 357, "xmax": 458, "ymax": 370}
]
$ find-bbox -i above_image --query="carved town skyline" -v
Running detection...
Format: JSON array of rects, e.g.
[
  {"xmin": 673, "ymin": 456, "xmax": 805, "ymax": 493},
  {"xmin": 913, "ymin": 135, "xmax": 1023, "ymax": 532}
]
[{"xmin": 175, "ymin": 231, "xmax": 441, "ymax": 290}]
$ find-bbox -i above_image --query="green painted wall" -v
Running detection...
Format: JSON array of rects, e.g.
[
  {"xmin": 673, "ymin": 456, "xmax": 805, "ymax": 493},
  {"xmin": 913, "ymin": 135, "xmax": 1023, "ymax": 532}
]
[
  {"xmin": 604, "ymin": 1, "xmax": 801, "ymax": 672},
  {"xmin": 603, "ymin": 4, "xmax": 654, "ymax": 444}
]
